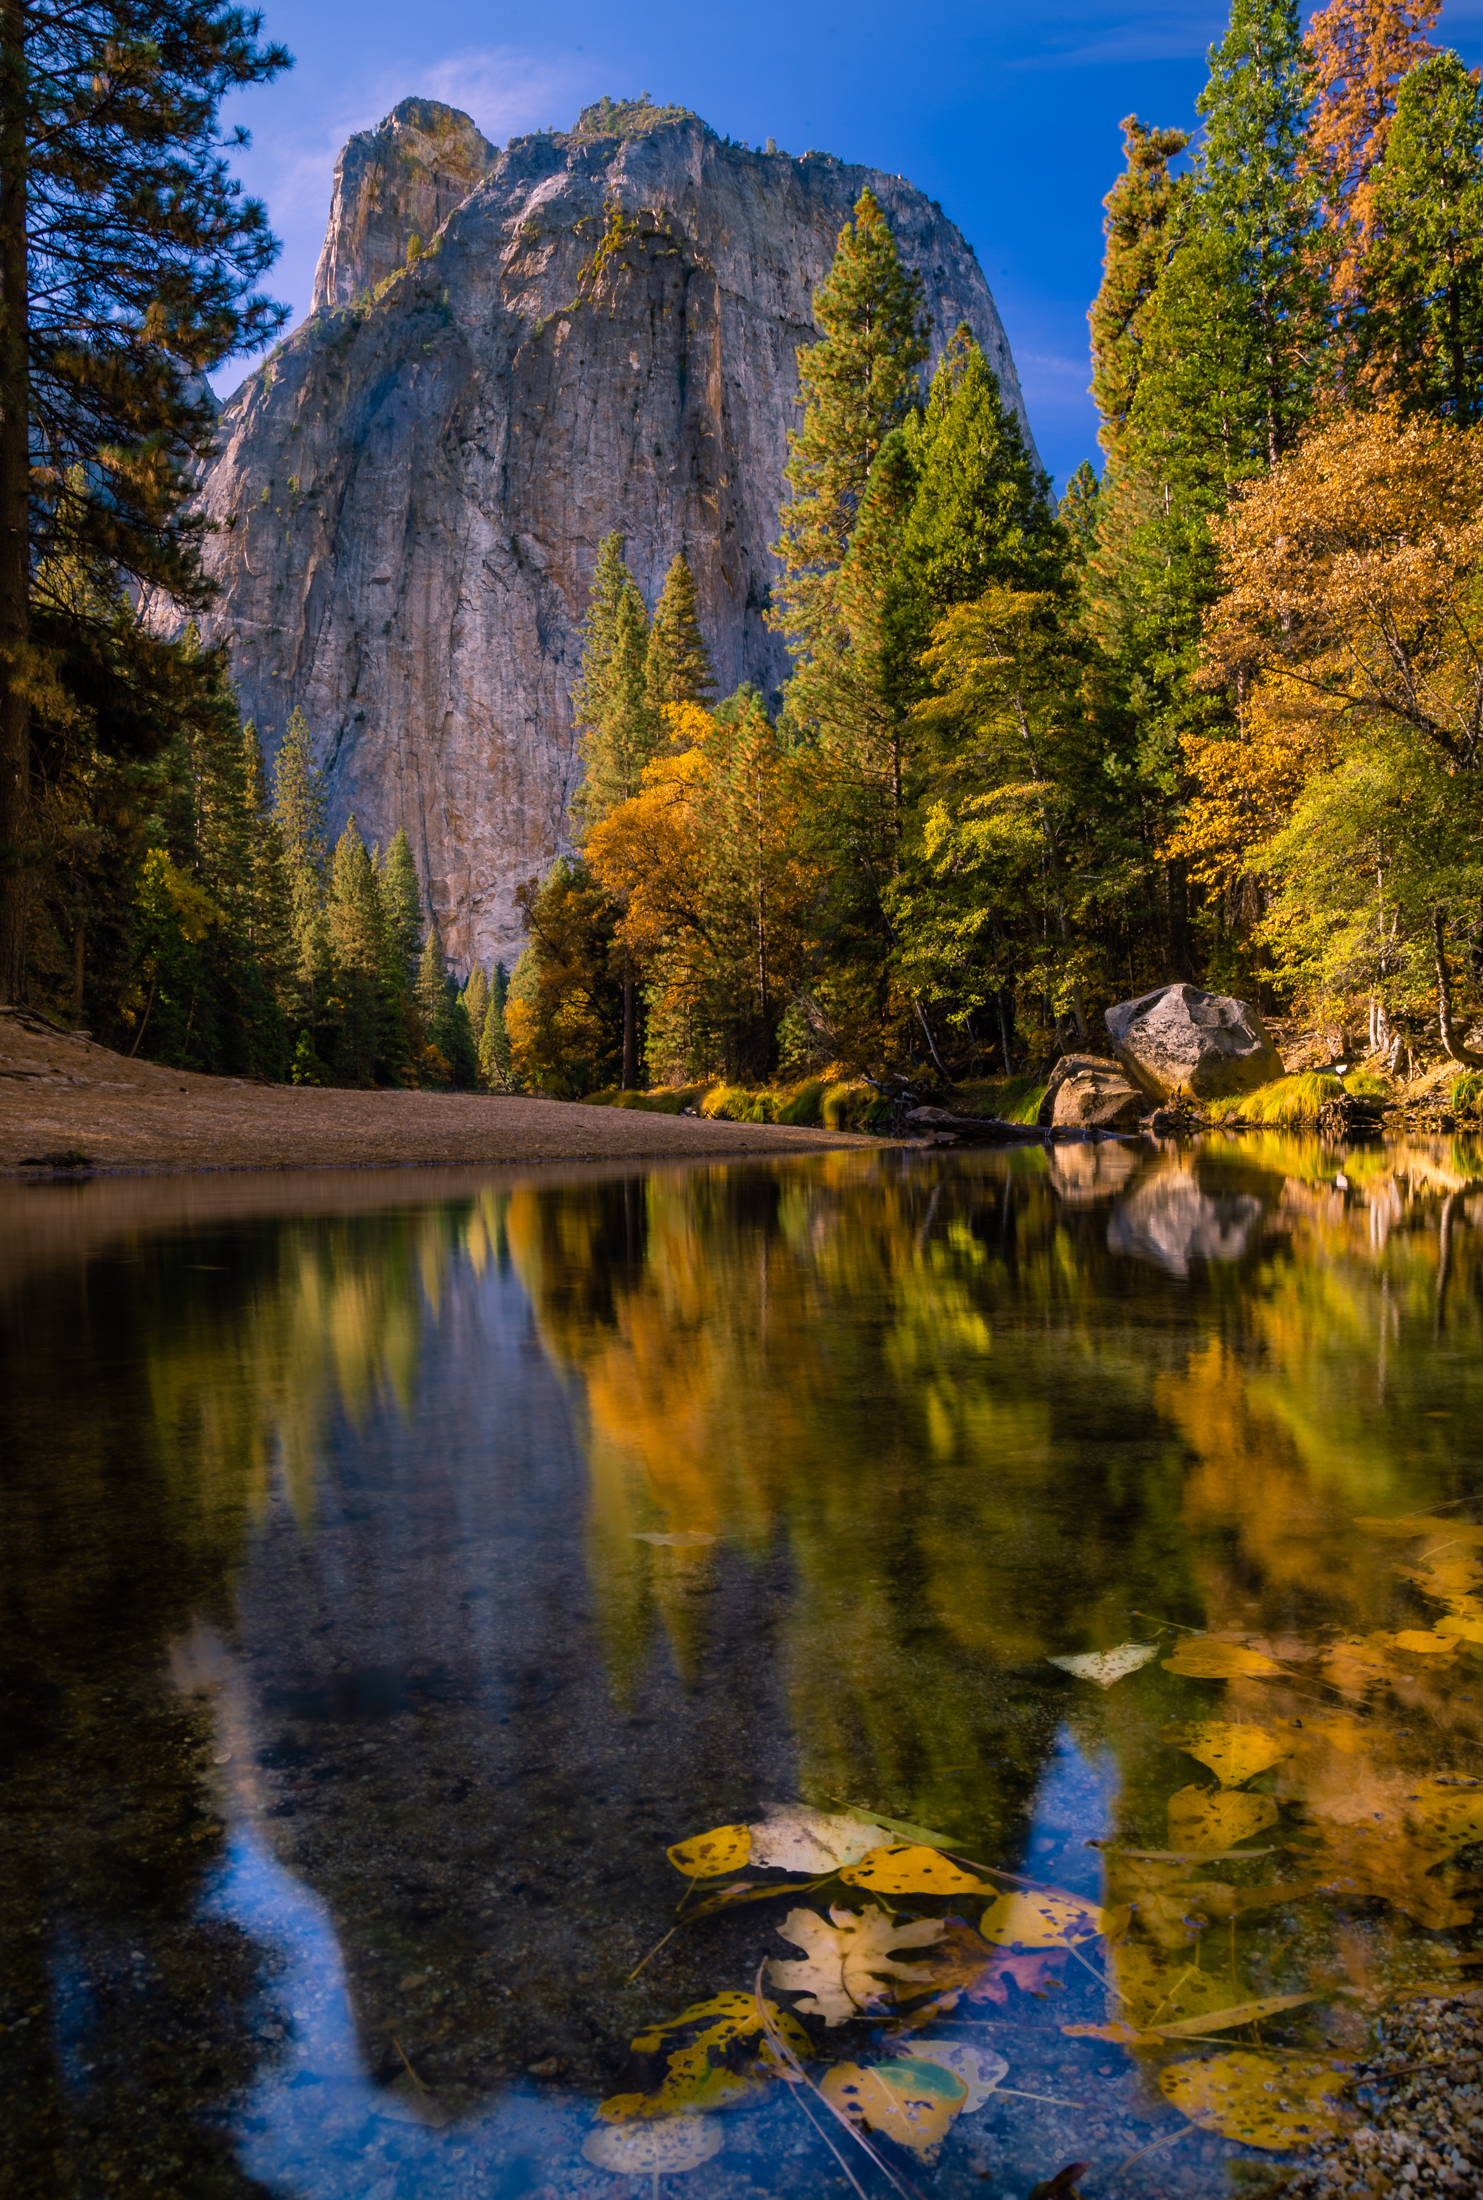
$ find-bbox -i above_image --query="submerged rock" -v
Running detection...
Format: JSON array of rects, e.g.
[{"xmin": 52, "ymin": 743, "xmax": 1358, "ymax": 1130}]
[
  {"xmin": 188, "ymin": 99, "xmax": 1035, "ymax": 973},
  {"xmin": 1106, "ymin": 983, "xmax": 1283, "ymax": 1101}
]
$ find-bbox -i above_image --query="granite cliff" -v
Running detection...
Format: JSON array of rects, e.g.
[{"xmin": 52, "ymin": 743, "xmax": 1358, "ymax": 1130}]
[{"xmin": 193, "ymin": 96, "xmax": 1040, "ymax": 972}]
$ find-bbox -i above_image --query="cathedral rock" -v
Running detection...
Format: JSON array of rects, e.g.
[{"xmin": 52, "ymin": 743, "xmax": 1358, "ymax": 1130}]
[{"xmin": 193, "ymin": 96, "xmax": 1039, "ymax": 972}]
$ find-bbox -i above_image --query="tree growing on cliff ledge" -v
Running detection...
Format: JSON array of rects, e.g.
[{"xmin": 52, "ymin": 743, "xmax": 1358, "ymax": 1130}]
[{"xmin": 0, "ymin": 1, "xmax": 291, "ymax": 1002}]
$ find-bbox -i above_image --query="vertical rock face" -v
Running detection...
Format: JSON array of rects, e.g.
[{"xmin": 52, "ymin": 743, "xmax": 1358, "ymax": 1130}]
[
  {"xmin": 310, "ymin": 99, "xmax": 497, "ymax": 314},
  {"xmin": 195, "ymin": 101, "xmax": 1041, "ymax": 974}
]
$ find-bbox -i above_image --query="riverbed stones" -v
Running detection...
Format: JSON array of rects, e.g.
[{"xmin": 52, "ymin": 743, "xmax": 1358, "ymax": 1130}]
[{"xmin": 1106, "ymin": 983, "xmax": 1283, "ymax": 1100}]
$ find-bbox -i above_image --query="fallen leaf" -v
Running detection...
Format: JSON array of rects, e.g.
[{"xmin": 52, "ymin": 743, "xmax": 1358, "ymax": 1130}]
[
  {"xmin": 768, "ymin": 1905, "xmax": 947, "ymax": 2025},
  {"xmin": 1167, "ymin": 1721, "xmax": 1290, "ymax": 1786},
  {"xmin": 967, "ymin": 1947, "xmax": 1071, "ymax": 2003},
  {"xmin": 1167, "ymin": 1787, "xmax": 1279, "ymax": 1851},
  {"xmin": 583, "ymin": 2117, "xmax": 723, "ymax": 2172},
  {"xmin": 838, "ymin": 1843, "xmax": 994, "ymax": 1896},
  {"xmin": 1159, "ymin": 2051, "xmax": 1348, "ymax": 2149},
  {"xmin": 667, "ymin": 1824, "xmax": 751, "ymax": 1877},
  {"xmin": 750, "ymin": 1809, "xmax": 895, "ymax": 1875},
  {"xmin": 607, "ymin": 1991, "xmax": 811, "ymax": 2117},
  {"xmin": 1047, "ymin": 1642, "xmax": 1160, "ymax": 1688},
  {"xmin": 1436, "ymin": 1610, "xmax": 1483, "ymax": 1644},
  {"xmin": 980, "ymin": 1889, "xmax": 1103, "ymax": 1950},
  {"xmin": 820, "ymin": 2057, "xmax": 966, "ymax": 2160},
  {"xmin": 1110, "ymin": 1944, "xmax": 1265, "ymax": 2031},
  {"xmin": 632, "ymin": 1530, "xmax": 716, "ymax": 1547},
  {"xmin": 900, "ymin": 2038, "xmax": 1008, "ymax": 2110},
  {"xmin": 1162, "ymin": 1640, "xmax": 1282, "ymax": 1680},
  {"xmin": 1152, "ymin": 1992, "xmax": 1319, "ymax": 2037},
  {"xmin": 1383, "ymin": 1629, "xmax": 1457, "ymax": 1656}
]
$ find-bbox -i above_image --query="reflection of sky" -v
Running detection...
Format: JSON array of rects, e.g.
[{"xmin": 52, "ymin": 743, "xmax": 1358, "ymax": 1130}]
[
  {"xmin": 200, "ymin": 1826, "xmax": 587, "ymax": 2198},
  {"xmin": 1019, "ymin": 1724, "xmax": 1118, "ymax": 1900}
]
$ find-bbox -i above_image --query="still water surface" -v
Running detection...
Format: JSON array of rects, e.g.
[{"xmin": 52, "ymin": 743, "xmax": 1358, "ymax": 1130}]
[{"xmin": 3, "ymin": 1137, "xmax": 1483, "ymax": 2200}]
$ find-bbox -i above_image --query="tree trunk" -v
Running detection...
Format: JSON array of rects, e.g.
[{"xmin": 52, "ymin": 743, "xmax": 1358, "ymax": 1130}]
[
  {"xmin": 621, "ymin": 949, "xmax": 636, "ymax": 1090},
  {"xmin": 0, "ymin": 0, "xmax": 28, "ymax": 1004},
  {"xmin": 1433, "ymin": 906, "xmax": 1483, "ymax": 1067}
]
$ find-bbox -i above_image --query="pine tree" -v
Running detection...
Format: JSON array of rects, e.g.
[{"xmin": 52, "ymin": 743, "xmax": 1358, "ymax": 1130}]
[
  {"xmin": 570, "ymin": 531, "xmax": 633, "ymax": 747},
  {"xmin": 327, "ymin": 818, "xmax": 383, "ymax": 1086},
  {"xmin": 1087, "ymin": 117, "xmax": 1191, "ymax": 476},
  {"xmin": 463, "ymin": 961, "xmax": 489, "ymax": 1036},
  {"xmin": 0, "ymin": 3, "xmax": 290, "ymax": 1000},
  {"xmin": 1307, "ymin": 0, "xmax": 1440, "ymax": 301},
  {"xmin": 572, "ymin": 577, "xmax": 657, "ymax": 832},
  {"xmin": 900, "ymin": 328, "xmax": 1060, "ymax": 610},
  {"xmin": 772, "ymin": 189, "xmax": 929, "ymax": 678},
  {"xmin": 1360, "ymin": 52, "xmax": 1483, "ymax": 423},
  {"xmin": 379, "ymin": 827, "xmax": 424, "ymax": 988},
  {"xmin": 645, "ymin": 552, "xmax": 715, "ymax": 715},
  {"xmin": 480, "ymin": 962, "xmax": 512, "ymax": 1088},
  {"xmin": 271, "ymin": 708, "xmax": 332, "ymax": 1040}
]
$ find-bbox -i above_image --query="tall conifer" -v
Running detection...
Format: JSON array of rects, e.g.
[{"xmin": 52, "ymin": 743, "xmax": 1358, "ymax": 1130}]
[
  {"xmin": 271, "ymin": 709, "xmax": 332, "ymax": 1036},
  {"xmin": 327, "ymin": 818, "xmax": 383, "ymax": 1086},
  {"xmin": 645, "ymin": 553, "xmax": 715, "ymax": 714},
  {"xmin": 1087, "ymin": 118, "xmax": 1191, "ymax": 475}
]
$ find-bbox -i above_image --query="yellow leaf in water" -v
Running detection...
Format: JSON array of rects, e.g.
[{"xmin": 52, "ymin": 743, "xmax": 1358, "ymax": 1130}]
[
  {"xmin": 616, "ymin": 1991, "xmax": 811, "ymax": 2116},
  {"xmin": 1437, "ymin": 1608, "xmax": 1483, "ymax": 1645},
  {"xmin": 1168, "ymin": 1722, "xmax": 1290, "ymax": 1786},
  {"xmin": 900, "ymin": 2039, "xmax": 1008, "ymax": 2110},
  {"xmin": 1168, "ymin": 1787, "xmax": 1279, "ymax": 1851},
  {"xmin": 768, "ymin": 1905, "xmax": 947, "ymax": 2025},
  {"xmin": 1408, "ymin": 1778, "xmax": 1483, "ymax": 1844},
  {"xmin": 667, "ymin": 1824, "xmax": 752, "ymax": 1877},
  {"xmin": 1385, "ymin": 1630, "xmax": 1458, "ymax": 1656},
  {"xmin": 839, "ymin": 1844, "xmax": 994, "ymax": 1896},
  {"xmin": 1111, "ymin": 1944, "xmax": 1257, "ymax": 2030},
  {"xmin": 980, "ymin": 1889, "xmax": 1103, "ymax": 1949},
  {"xmin": 821, "ymin": 2057, "xmax": 967, "ymax": 2160},
  {"xmin": 583, "ymin": 2117, "xmax": 723, "ymax": 2172},
  {"xmin": 1159, "ymin": 2051, "xmax": 1349, "ymax": 2149},
  {"xmin": 1162, "ymin": 1640, "xmax": 1282, "ymax": 1679}
]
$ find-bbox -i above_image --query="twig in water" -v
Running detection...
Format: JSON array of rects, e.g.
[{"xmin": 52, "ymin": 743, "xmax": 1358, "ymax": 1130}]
[
  {"xmin": 1109, "ymin": 2119, "xmax": 1197, "ymax": 2179},
  {"xmin": 628, "ymin": 1926, "xmax": 679, "ymax": 1981},
  {"xmin": 390, "ymin": 2034, "xmax": 428, "ymax": 2093},
  {"xmin": 752, "ymin": 1964, "xmax": 925, "ymax": 2200},
  {"xmin": 998, "ymin": 2085, "xmax": 1089, "ymax": 2109}
]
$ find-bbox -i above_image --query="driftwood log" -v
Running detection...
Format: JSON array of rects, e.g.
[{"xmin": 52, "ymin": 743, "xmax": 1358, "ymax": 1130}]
[{"xmin": 905, "ymin": 1108, "xmax": 1048, "ymax": 1144}]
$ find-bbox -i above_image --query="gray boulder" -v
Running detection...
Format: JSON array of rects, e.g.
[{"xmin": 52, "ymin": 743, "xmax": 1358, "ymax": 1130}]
[
  {"xmin": 1047, "ymin": 1061, "xmax": 1144, "ymax": 1131},
  {"xmin": 1106, "ymin": 983, "xmax": 1282, "ymax": 1101}
]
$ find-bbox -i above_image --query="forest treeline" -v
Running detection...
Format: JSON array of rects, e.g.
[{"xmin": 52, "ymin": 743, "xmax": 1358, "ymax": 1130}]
[
  {"xmin": 7, "ymin": 0, "xmax": 1482, "ymax": 1096},
  {"xmin": 516, "ymin": 0, "xmax": 1483, "ymax": 1095}
]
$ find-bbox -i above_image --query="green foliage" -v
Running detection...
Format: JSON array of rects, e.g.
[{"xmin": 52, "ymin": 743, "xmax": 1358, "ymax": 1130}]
[
  {"xmin": 572, "ymin": 538, "xmax": 660, "ymax": 833},
  {"xmin": 1206, "ymin": 1073, "xmax": 1348, "ymax": 1123},
  {"xmin": 646, "ymin": 553, "xmax": 715, "ymax": 713},
  {"xmin": 1360, "ymin": 51, "xmax": 1483, "ymax": 423},
  {"xmin": 1451, "ymin": 1069, "xmax": 1483, "ymax": 1115}
]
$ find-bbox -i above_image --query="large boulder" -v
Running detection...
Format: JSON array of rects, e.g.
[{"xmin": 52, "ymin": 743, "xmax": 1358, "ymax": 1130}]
[
  {"xmin": 1048, "ymin": 1062, "xmax": 1144, "ymax": 1131},
  {"xmin": 1106, "ymin": 983, "xmax": 1283, "ymax": 1101}
]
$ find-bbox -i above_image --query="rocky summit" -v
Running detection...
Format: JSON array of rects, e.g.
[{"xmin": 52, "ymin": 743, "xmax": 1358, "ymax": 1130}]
[{"xmin": 190, "ymin": 95, "xmax": 1038, "ymax": 973}]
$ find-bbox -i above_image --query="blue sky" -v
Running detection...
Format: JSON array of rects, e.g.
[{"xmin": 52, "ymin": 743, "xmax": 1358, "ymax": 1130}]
[{"xmin": 216, "ymin": 1, "xmax": 1483, "ymax": 487}]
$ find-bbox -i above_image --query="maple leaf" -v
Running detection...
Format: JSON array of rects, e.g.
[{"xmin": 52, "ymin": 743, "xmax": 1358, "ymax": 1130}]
[{"xmin": 767, "ymin": 1905, "xmax": 947, "ymax": 2024}]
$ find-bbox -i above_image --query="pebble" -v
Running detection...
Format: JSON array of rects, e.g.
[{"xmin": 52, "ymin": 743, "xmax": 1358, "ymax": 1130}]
[{"xmin": 1286, "ymin": 1995, "xmax": 1483, "ymax": 2199}]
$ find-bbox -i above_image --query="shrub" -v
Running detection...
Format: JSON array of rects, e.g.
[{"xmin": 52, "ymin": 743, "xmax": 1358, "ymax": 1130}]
[
  {"xmin": 776, "ymin": 1078, "xmax": 827, "ymax": 1126},
  {"xmin": 1452, "ymin": 1069, "xmax": 1483, "ymax": 1116},
  {"xmin": 1206, "ymin": 1072, "xmax": 1346, "ymax": 1126}
]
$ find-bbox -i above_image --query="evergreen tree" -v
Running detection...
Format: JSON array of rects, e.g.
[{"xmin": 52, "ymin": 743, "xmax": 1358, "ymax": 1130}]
[
  {"xmin": 327, "ymin": 818, "xmax": 383, "ymax": 1086},
  {"xmin": 463, "ymin": 961, "xmax": 489, "ymax": 1037},
  {"xmin": 572, "ymin": 578, "xmax": 657, "ymax": 832},
  {"xmin": 1360, "ymin": 52, "xmax": 1483, "ymax": 423},
  {"xmin": 645, "ymin": 552, "xmax": 715, "ymax": 715},
  {"xmin": 570, "ymin": 531, "xmax": 634, "ymax": 749},
  {"xmin": 271, "ymin": 708, "xmax": 332, "ymax": 1047},
  {"xmin": 480, "ymin": 962, "xmax": 512, "ymax": 1088},
  {"xmin": 1307, "ymin": 0, "xmax": 1440, "ymax": 302},
  {"xmin": 379, "ymin": 827, "xmax": 424, "ymax": 988},
  {"xmin": 772, "ymin": 189, "xmax": 929, "ymax": 680},
  {"xmin": 0, "ymin": 2, "xmax": 290, "ymax": 1001},
  {"xmin": 1087, "ymin": 117, "xmax": 1192, "ymax": 476}
]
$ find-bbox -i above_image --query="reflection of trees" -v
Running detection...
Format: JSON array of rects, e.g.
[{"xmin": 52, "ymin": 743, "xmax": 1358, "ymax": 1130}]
[{"xmin": 511, "ymin": 1140, "xmax": 1483, "ymax": 1863}]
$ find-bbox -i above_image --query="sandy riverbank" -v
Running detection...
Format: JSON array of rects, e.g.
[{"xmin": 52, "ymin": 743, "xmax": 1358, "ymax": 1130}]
[{"xmin": 0, "ymin": 1008, "xmax": 876, "ymax": 1174}]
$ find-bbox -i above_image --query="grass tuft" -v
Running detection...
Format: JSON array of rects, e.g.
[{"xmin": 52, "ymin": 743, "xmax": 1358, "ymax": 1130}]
[{"xmin": 1207, "ymin": 1072, "xmax": 1347, "ymax": 1127}]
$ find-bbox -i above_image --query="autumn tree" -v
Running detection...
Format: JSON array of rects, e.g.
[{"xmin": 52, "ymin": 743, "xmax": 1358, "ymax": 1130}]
[
  {"xmin": 1306, "ymin": 0, "xmax": 1439, "ymax": 301},
  {"xmin": 0, "ymin": 1, "xmax": 291, "ymax": 1000}
]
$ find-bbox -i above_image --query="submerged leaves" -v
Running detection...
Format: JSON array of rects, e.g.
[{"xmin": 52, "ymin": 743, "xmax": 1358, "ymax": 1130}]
[
  {"xmin": 1047, "ymin": 1641, "xmax": 1160, "ymax": 1688},
  {"xmin": 1159, "ymin": 2050, "xmax": 1349, "ymax": 2150},
  {"xmin": 1162, "ymin": 1638, "xmax": 1283, "ymax": 1679},
  {"xmin": 1167, "ymin": 1720, "xmax": 1291, "ymax": 1785},
  {"xmin": 1167, "ymin": 1785, "xmax": 1280, "ymax": 1851},
  {"xmin": 838, "ymin": 1843, "xmax": 994, "ymax": 1896},
  {"xmin": 821, "ymin": 2056, "xmax": 966, "ymax": 2160},
  {"xmin": 583, "ymin": 2117, "xmax": 724, "ymax": 2172},
  {"xmin": 768, "ymin": 1905, "xmax": 947, "ymax": 2024}
]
